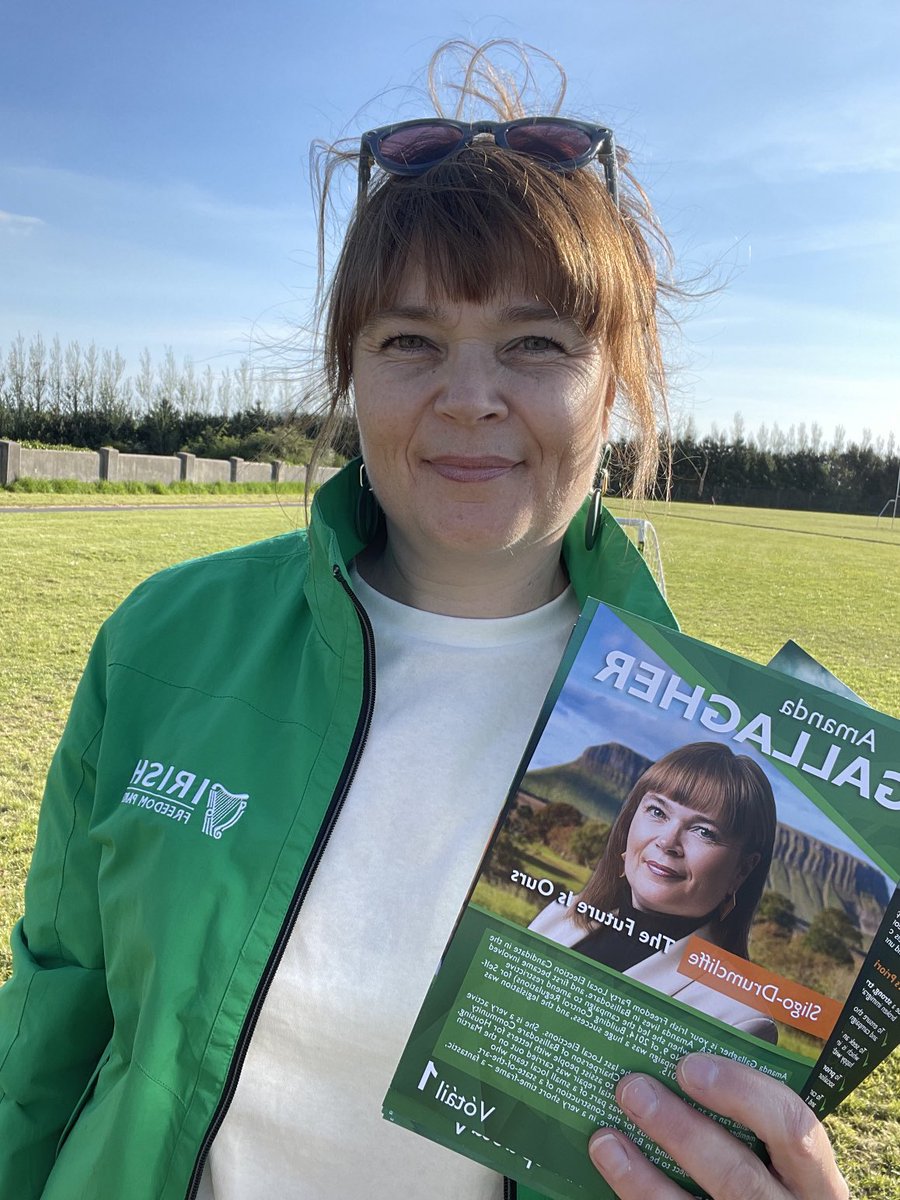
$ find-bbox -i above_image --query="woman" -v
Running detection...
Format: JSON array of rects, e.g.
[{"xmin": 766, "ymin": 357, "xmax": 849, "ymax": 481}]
[
  {"xmin": 0, "ymin": 40, "xmax": 847, "ymax": 1200},
  {"xmin": 529, "ymin": 742, "xmax": 779, "ymax": 1040}
]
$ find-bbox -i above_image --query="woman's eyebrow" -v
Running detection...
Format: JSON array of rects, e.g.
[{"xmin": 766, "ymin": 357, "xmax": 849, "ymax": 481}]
[
  {"xmin": 692, "ymin": 813, "xmax": 725, "ymax": 831},
  {"xmin": 646, "ymin": 793, "xmax": 725, "ymax": 827},
  {"xmin": 500, "ymin": 302, "xmax": 567, "ymax": 324},
  {"xmin": 363, "ymin": 301, "xmax": 568, "ymax": 331},
  {"xmin": 644, "ymin": 792, "xmax": 670, "ymax": 807},
  {"xmin": 360, "ymin": 304, "xmax": 444, "ymax": 331}
]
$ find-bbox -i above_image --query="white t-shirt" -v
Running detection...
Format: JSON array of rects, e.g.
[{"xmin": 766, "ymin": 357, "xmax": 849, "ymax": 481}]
[{"xmin": 199, "ymin": 571, "xmax": 580, "ymax": 1199}]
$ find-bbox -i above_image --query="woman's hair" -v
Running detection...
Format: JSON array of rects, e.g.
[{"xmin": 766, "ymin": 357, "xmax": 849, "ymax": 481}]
[
  {"xmin": 306, "ymin": 39, "xmax": 682, "ymax": 500},
  {"xmin": 574, "ymin": 741, "xmax": 777, "ymax": 956}
]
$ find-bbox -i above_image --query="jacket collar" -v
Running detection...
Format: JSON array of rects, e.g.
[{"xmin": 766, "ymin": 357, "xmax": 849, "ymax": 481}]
[
  {"xmin": 308, "ymin": 458, "xmax": 369, "ymax": 575},
  {"xmin": 562, "ymin": 493, "xmax": 677, "ymax": 630},
  {"xmin": 308, "ymin": 458, "xmax": 677, "ymax": 632}
]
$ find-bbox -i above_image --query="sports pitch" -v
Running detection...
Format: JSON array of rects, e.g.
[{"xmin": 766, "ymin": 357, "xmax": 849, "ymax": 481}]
[{"xmin": 1, "ymin": 495, "xmax": 898, "ymax": 1194}]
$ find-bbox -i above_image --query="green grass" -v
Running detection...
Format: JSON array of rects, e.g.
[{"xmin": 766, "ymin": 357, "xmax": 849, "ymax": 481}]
[
  {"xmin": 474, "ymin": 843, "xmax": 590, "ymax": 925},
  {"xmin": 3, "ymin": 477, "xmax": 310, "ymax": 496},
  {"xmin": 0, "ymin": 491, "xmax": 311, "ymax": 508},
  {"xmin": 607, "ymin": 498, "xmax": 900, "ymax": 714},
  {"xmin": 1, "ymin": 495, "xmax": 898, "ymax": 1193}
]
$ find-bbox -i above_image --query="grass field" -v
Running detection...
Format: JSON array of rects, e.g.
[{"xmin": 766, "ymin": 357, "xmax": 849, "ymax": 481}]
[{"xmin": 1, "ymin": 492, "xmax": 898, "ymax": 1193}]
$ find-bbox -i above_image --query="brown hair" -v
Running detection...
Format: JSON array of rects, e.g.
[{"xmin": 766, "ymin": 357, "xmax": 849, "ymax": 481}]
[
  {"xmin": 575, "ymin": 742, "xmax": 777, "ymax": 956},
  {"xmin": 306, "ymin": 40, "xmax": 680, "ymax": 499}
]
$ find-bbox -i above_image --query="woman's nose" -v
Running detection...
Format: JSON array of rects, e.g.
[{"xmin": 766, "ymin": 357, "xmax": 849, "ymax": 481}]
[
  {"xmin": 433, "ymin": 346, "xmax": 509, "ymax": 423},
  {"xmin": 655, "ymin": 825, "xmax": 684, "ymax": 854}
]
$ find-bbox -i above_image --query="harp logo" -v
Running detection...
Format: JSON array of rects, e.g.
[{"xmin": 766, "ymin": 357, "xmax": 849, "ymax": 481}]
[
  {"xmin": 120, "ymin": 758, "xmax": 249, "ymax": 839},
  {"xmin": 202, "ymin": 783, "xmax": 249, "ymax": 840}
]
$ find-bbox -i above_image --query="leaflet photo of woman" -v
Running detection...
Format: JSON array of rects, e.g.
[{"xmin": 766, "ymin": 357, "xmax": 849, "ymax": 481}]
[{"xmin": 529, "ymin": 741, "xmax": 778, "ymax": 1041}]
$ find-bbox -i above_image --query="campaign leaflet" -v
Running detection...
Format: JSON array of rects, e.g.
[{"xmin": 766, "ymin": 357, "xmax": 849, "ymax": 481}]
[{"xmin": 383, "ymin": 600, "xmax": 900, "ymax": 1200}]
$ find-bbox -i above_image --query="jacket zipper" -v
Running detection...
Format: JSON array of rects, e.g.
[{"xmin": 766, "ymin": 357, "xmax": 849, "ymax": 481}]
[{"xmin": 183, "ymin": 567, "xmax": 376, "ymax": 1199}]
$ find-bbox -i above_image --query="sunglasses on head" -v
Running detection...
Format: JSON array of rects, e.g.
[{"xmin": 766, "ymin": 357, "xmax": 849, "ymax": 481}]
[{"xmin": 357, "ymin": 117, "xmax": 619, "ymax": 208}]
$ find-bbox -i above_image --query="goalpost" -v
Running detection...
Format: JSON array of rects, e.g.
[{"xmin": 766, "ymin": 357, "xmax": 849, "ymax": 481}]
[
  {"xmin": 615, "ymin": 517, "xmax": 667, "ymax": 596},
  {"xmin": 875, "ymin": 460, "xmax": 900, "ymax": 528}
]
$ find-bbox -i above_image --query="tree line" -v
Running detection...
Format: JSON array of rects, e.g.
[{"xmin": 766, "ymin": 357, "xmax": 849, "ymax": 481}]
[
  {"xmin": 1, "ymin": 335, "xmax": 896, "ymax": 513},
  {"xmin": 0, "ymin": 334, "xmax": 327, "ymax": 464},
  {"xmin": 646, "ymin": 413, "xmax": 899, "ymax": 515}
]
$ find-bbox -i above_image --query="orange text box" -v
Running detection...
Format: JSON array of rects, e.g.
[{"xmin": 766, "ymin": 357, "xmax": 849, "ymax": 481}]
[{"xmin": 676, "ymin": 935, "xmax": 842, "ymax": 1039}]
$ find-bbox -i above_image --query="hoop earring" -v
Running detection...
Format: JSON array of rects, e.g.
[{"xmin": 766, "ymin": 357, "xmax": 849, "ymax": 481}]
[
  {"xmin": 719, "ymin": 892, "xmax": 737, "ymax": 920},
  {"xmin": 584, "ymin": 490, "xmax": 603, "ymax": 552},
  {"xmin": 354, "ymin": 463, "xmax": 383, "ymax": 543},
  {"xmin": 584, "ymin": 443, "xmax": 612, "ymax": 552}
]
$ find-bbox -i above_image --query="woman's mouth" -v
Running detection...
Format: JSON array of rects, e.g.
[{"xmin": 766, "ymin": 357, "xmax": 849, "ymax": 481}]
[
  {"xmin": 426, "ymin": 456, "xmax": 519, "ymax": 482},
  {"xmin": 642, "ymin": 858, "xmax": 686, "ymax": 880}
]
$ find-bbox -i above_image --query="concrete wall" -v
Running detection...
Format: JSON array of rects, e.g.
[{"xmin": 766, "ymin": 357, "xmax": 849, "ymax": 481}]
[
  {"xmin": 193, "ymin": 456, "xmax": 231, "ymax": 484},
  {"xmin": 117, "ymin": 452, "xmax": 182, "ymax": 484},
  {"xmin": 0, "ymin": 440, "xmax": 340, "ymax": 490},
  {"xmin": 19, "ymin": 446, "xmax": 102, "ymax": 482},
  {"xmin": 277, "ymin": 463, "xmax": 307, "ymax": 483},
  {"xmin": 233, "ymin": 460, "xmax": 273, "ymax": 484}
]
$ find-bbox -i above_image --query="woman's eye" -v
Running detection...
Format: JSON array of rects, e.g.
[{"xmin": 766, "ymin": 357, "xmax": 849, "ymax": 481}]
[
  {"xmin": 381, "ymin": 334, "xmax": 430, "ymax": 352},
  {"xmin": 646, "ymin": 803, "xmax": 666, "ymax": 818},
  {"xmin": 515, "ymin": 335, "xmax": 564, "ymax": 354},
  {"xmin": 695, "ymin": 826, "xmax": 720, "ymax": 843}
]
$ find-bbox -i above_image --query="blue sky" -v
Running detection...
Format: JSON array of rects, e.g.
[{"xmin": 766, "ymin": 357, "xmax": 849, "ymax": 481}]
[{"xmin": 2, "ymin": 1, "xmax": 897, "ymax": 445}]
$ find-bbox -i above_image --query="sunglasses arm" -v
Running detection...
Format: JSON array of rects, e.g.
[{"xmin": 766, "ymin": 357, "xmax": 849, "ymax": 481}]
[
  {"xmin": 603, "ymin": 133, "xmax": 620, "ymax": 210},
  {"xmin": 357, "ymin": 143, "xmax": 373, "ymax": 207}
]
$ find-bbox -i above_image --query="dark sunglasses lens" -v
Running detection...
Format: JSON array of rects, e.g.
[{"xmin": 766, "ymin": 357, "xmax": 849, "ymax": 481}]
[
  {"xmin": 505, "ymin": 122, "xmax": 594, "ymax": 164},
  {"xmin": 377, "ymin": 124, "xmax": 463, "ymax": 168}
]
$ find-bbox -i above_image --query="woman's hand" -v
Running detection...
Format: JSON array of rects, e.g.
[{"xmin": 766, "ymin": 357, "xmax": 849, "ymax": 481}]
[{"xmin": 588, "ymin": 1053, "xmax": 849, "ymax": 1200}]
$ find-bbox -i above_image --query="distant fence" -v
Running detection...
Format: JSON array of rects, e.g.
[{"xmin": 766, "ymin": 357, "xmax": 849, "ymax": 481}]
[{"xmin": 0, "ymin": 441, "xmax": 339, "ymax": 488}]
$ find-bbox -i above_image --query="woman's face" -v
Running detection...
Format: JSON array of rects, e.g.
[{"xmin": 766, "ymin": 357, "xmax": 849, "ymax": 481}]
[
  {"xmin": 623, "ymin": 792, "xmax": 760, "ymax": 920},
  {"xmin": 351, "ymin": 266, "xmax": 611, "ymax": 569}
]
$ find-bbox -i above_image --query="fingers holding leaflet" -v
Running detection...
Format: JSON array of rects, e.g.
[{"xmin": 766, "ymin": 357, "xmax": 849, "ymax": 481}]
[
  {"xmin": 588, "ymin": 1055, "xmax": 848, "ymax": 1200},
  {"xmin": 674, "ymin": 1054, "xmax": 848, "ymax": 1200},
  {"xmin": 591, "ymin": 1071, "xmax": 778, "ymax": 1200},
  {"xmin": 588, "ymin": 1127, "xmax": 693, "ymax": 1200}
]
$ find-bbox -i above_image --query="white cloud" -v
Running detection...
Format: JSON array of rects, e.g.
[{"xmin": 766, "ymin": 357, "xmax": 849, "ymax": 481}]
[
  {"xmin": 762, "ymin": 218, "xmax": 900, "ymax": 261},
  {"xmin": 678, "ymin": 79, "xmax": 900, "ymax": 181},
  {"xmin": 0, "ymin": 161, "xmax": 312, "ymax": 250},
  {"xmin": 757, "ymin": 81, "xmax": 900, "ymax": 177},
  {"xmin": 689, "ymin": 291, "xmax": 900, "ymax": 346},
  {"xmin": 0, "ymin": 209, "xmax": 44, "ymax": 234}
]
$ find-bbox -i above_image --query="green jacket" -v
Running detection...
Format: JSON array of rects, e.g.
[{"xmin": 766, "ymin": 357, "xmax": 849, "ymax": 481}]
[{"xmin": 0, "ymin": 462, "xmax": 676, "ymax": 1200}]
